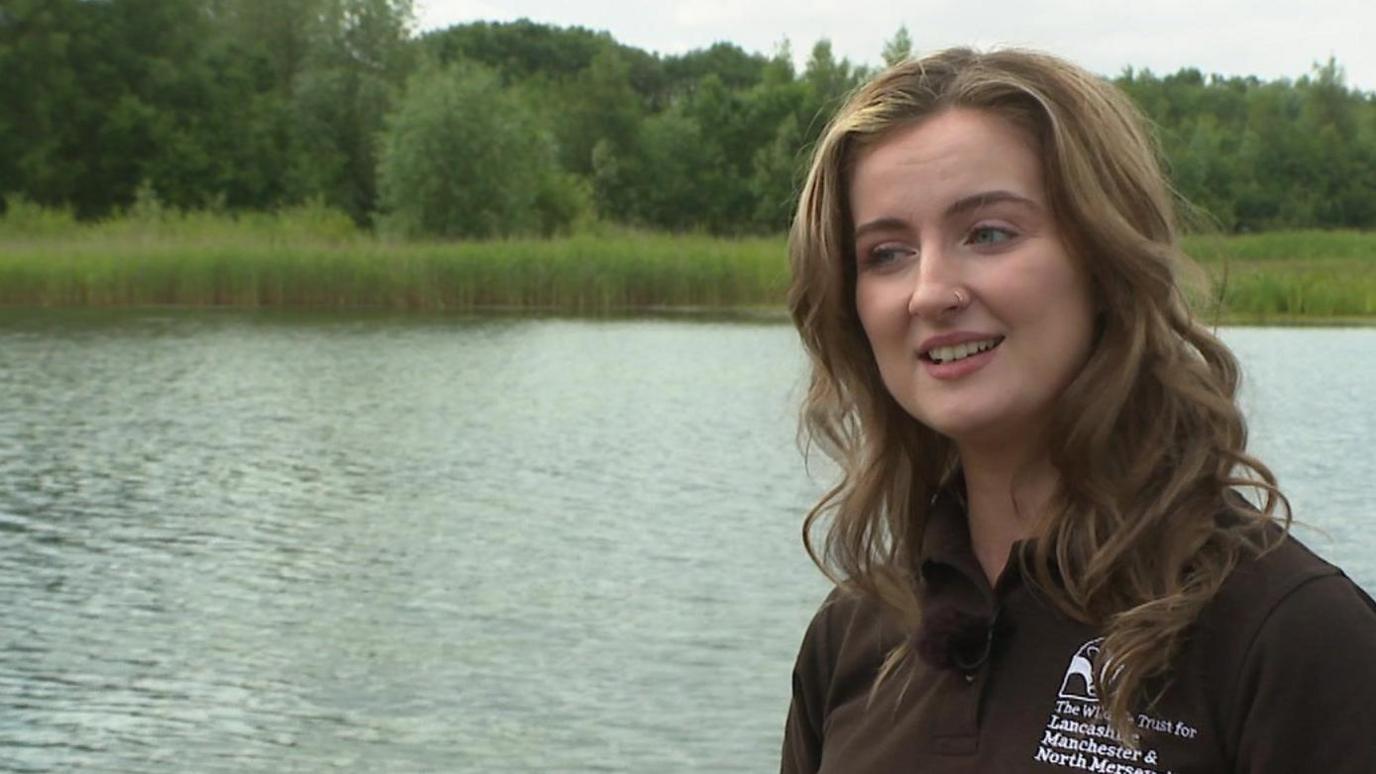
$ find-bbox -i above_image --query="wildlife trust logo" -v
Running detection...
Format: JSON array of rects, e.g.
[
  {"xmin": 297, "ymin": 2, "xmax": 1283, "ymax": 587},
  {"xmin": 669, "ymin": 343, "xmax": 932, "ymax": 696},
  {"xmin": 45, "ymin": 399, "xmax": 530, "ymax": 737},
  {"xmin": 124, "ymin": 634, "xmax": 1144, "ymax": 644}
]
[
  {"xmin": 1032, "ymin": 637, "xmax": 1198, "ymax": 773},
  {"xmin": 1057, "ymin": 637, "xmax": 1102, "ymax": 703}
]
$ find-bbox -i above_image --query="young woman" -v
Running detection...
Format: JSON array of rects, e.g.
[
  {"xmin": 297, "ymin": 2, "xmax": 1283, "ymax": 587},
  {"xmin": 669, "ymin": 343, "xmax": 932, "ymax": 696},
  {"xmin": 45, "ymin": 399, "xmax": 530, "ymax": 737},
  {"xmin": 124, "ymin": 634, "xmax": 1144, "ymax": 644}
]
[{"xmin": 782, "ymin": 48, "xmax": 1376, "ymax": 773}]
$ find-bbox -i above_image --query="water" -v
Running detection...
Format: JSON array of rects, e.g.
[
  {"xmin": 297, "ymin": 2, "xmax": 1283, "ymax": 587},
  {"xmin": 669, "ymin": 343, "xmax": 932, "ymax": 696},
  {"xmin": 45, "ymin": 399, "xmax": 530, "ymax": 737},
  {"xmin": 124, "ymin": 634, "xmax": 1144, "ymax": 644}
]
[{"xmin": 0, "ymin": 311, "xmax": 1371, "ymax": 773}]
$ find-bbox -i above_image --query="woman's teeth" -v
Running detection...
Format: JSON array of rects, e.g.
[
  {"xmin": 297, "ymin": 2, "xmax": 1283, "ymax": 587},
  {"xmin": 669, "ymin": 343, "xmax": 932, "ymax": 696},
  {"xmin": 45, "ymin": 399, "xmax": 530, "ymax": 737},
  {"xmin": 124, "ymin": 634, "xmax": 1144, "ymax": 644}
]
[{"xmin": 928, "ymin": 338, "xmax": 1000, "ymax": 364}]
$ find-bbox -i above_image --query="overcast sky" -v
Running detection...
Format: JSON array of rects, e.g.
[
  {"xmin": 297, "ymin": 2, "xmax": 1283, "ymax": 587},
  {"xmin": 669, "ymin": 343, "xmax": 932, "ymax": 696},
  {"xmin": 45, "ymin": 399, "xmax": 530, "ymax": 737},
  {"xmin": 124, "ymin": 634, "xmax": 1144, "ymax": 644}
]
[{"xmin": 414, "ymin": 0, "xmax": 1375, "ymax": 91}]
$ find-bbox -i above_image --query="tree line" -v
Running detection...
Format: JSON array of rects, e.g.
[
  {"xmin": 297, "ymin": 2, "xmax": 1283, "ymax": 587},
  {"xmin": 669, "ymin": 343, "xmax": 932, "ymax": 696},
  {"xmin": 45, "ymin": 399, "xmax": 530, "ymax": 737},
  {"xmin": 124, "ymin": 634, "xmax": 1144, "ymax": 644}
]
[{"xmin": 3, "ymin": 3, "xmax": 1374, "ymax": 238}]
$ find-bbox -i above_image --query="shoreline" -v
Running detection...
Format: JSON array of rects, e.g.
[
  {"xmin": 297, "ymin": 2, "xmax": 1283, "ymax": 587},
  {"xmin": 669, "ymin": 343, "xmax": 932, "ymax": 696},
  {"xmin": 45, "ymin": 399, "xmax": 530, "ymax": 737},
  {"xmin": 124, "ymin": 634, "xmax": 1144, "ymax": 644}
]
[{"xmin": 1, "ymin": 304, "xmax": 1372, "ymax": 327}]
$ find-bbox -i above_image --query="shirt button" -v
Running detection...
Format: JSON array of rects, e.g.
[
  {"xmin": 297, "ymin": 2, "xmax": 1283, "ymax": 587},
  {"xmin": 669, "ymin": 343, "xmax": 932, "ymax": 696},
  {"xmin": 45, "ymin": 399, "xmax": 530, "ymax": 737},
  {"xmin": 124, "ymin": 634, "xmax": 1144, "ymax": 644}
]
[{"xmin": 963, "ymin": 673, "xmax": 976, "ymax": 685}]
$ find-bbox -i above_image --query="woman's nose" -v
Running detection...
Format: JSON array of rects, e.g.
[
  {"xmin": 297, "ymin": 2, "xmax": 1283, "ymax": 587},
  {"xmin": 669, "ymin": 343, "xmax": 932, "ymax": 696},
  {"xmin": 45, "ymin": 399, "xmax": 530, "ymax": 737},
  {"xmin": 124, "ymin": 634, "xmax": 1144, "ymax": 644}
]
[{"xmin": 905, "ymin": 247, "xmax": 968, "ymax": 320}]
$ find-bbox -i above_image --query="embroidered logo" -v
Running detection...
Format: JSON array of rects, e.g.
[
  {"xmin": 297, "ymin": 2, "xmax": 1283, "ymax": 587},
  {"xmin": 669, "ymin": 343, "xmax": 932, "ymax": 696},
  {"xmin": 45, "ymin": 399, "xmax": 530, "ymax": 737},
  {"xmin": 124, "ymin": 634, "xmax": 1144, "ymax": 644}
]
[
  {"xmin": 1030, "ymin": 638, "xmax": 1198, "ymax": 774},
  {"xmin": 1056, "ymin": 637, "xmax": 1102, "ymax": 702}
]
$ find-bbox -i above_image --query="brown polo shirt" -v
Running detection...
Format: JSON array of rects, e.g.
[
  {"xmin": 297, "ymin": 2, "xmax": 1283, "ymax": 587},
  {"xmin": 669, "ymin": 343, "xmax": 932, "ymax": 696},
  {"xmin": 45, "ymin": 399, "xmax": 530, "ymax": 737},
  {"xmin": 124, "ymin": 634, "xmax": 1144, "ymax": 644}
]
[{"xmin": 781, "ymin": 494, "xmax": 1376, "ymax": 773}]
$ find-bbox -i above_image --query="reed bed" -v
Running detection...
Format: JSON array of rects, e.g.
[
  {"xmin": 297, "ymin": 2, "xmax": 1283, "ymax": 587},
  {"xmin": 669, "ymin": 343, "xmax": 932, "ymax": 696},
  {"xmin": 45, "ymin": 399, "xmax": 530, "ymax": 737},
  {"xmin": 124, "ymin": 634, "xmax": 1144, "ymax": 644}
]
[
  {"xmin": 1184, "ymin": 233, "xmax": 1376, "ymax": 320},
  {"xmin": 1, "ymin": 203, "xmax": 1373, "ymax": 321},
  {"xmin": 0, "ymin": 233, "xmax": 786, "ymax": 311}
]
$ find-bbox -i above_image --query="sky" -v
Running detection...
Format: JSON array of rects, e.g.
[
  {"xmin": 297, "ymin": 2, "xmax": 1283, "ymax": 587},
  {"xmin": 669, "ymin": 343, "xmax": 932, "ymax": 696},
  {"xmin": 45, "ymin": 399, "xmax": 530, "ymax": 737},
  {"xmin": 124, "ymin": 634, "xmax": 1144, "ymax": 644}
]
[{"xmin": 414, "ymin": 0, "xmax": 1376, "ymax": 91}]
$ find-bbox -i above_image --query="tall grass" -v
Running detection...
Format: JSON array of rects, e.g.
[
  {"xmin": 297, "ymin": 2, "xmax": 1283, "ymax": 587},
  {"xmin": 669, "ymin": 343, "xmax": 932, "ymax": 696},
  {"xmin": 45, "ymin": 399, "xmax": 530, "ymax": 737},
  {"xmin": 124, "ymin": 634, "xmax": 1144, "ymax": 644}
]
[
  {"xmin": 0, "ymin": 203, "xmax": 786, "ymax": 311},
  {"xmin": 1184, "ymin": 233, "xmax": 1376, "ymax": 320},
  {"xmin": 2, "ymin": 202, "xmax": 1373, "ymax": 320}
]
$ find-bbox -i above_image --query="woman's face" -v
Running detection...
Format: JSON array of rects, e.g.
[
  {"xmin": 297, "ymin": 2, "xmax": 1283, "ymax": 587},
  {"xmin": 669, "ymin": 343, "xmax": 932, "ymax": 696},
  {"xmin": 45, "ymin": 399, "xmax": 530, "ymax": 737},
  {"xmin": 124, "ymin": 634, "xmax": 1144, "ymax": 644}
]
[{"xmin": 849, "ymin": 107, "xmax": 1096, "ymax": 452}]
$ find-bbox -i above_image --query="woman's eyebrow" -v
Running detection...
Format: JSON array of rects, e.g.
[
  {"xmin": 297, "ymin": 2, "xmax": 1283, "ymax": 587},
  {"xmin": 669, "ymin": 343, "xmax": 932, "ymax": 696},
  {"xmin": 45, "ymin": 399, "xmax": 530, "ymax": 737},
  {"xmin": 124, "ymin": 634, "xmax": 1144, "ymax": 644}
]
[
  {"xmin": 853, "ymin": 217, "xmax": 908, "ymax": 242},
  {"xmin": 945, "ymin": 190, "xmax": 1041, "ymax": 218},
  {"xmin": 854, "ymin": 191, "xmax": 1042, "ymax": 241}
]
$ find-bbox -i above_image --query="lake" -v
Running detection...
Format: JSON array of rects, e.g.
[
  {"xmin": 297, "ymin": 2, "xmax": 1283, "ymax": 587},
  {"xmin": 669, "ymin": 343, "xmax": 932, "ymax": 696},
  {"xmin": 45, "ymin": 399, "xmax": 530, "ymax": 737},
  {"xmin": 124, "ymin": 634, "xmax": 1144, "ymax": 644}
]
[{"xmin": 0, "ymin": 311, "xmax": 1371, "ymax": 773}]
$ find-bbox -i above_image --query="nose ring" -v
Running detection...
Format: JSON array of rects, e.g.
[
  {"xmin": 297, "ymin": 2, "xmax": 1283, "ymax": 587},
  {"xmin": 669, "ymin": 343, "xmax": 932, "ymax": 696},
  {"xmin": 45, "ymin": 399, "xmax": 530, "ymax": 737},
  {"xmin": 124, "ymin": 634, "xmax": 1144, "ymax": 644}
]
[{"xmin": 951, "ymin": 289, "xmax": 970, "ymax": 310}]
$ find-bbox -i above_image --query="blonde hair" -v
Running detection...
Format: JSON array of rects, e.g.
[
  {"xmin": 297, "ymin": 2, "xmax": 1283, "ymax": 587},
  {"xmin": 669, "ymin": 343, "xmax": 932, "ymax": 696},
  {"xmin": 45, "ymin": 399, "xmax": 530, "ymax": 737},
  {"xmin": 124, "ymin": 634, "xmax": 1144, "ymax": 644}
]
[{"xmin": 788, "ymin": 48, "xmax": 1287, "ymax": 742}]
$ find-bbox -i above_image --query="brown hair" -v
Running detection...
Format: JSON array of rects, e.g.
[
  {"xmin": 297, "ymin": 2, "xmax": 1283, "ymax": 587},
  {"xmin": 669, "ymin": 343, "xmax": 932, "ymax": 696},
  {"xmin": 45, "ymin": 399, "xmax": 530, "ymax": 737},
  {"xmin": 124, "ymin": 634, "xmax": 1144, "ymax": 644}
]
[{"xmin": 788, "ymin": 47, "xmax": 1287, "ymax": 743}]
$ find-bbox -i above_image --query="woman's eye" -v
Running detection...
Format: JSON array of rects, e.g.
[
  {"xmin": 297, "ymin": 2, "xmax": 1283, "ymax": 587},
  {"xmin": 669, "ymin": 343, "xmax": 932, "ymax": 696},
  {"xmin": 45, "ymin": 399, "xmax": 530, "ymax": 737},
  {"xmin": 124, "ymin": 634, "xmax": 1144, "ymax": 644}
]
[
  {"xmin": 968, "ymin": 226, "xmax": 1015, "ymax": 245},
  {"xmin": 863, "ymin": 244, "xmax": 912, "ymax": 268}
]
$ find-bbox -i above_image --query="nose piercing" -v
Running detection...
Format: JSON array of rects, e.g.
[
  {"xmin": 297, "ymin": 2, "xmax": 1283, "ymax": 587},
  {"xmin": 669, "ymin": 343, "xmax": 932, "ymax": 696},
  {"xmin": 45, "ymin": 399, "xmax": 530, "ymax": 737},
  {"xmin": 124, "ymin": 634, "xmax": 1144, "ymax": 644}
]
[{"xmin": 952, "ymin": 289, "xmax": 970, "ymax": 309}]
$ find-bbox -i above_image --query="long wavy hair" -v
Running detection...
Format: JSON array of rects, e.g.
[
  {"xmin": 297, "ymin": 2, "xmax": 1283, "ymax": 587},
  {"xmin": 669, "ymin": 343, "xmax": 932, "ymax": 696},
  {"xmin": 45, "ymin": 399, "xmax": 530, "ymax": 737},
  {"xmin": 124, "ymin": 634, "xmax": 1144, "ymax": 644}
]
[{"xmin": 788, "ymin": 47, "xmax": 1288, "ymax": 742}]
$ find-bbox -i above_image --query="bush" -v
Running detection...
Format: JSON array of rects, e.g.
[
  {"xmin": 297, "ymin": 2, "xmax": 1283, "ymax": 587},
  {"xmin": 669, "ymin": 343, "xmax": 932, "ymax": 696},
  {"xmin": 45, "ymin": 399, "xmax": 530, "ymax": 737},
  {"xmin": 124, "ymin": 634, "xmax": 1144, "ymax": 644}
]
[{"xmin": 377, "ymin": 61, "xmax": 586, "ymax": 239}]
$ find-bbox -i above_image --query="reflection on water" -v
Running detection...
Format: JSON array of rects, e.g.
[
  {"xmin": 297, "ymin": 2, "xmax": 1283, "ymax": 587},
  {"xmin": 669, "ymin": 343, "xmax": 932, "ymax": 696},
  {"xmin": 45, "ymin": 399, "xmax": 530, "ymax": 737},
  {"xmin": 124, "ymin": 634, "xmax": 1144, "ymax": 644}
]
[{"xmin": 0, "ymin": 311, "xmax": 1370, "ymax": 772}]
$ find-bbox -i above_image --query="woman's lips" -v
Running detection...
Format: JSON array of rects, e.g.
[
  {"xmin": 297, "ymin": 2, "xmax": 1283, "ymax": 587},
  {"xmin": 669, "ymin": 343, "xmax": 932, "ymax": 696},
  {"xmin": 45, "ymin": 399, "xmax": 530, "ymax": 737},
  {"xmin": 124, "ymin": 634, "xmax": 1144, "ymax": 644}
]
[{"xmin": 920, "ymin": 337, "xmax": 1002, "ymax": 380}]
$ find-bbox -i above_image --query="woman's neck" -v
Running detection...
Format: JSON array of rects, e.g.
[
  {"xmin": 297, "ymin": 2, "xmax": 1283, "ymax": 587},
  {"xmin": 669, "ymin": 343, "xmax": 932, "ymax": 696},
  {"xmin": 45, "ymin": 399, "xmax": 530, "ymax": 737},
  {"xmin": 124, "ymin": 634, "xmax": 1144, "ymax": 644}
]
[{"xmin": 958, "ymin": 445, "xmax": 1059, "ymax": 586}]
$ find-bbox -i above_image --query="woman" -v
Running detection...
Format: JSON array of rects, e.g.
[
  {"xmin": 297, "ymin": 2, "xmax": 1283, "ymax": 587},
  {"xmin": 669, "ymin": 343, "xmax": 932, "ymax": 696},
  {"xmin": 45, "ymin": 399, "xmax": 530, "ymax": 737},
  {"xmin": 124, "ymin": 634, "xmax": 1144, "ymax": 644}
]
[{"xmin": 782, "ymin": 48, "xmax": 1376, "ymax": 773}]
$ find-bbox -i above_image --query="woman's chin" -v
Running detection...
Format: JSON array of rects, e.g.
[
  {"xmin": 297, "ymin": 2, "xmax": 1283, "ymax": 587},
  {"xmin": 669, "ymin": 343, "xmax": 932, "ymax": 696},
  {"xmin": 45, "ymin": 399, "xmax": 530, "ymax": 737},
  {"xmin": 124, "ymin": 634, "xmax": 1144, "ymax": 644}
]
[{"xmin": 928, "ymin": 414, "xmax": 1043, "ymax": 457}]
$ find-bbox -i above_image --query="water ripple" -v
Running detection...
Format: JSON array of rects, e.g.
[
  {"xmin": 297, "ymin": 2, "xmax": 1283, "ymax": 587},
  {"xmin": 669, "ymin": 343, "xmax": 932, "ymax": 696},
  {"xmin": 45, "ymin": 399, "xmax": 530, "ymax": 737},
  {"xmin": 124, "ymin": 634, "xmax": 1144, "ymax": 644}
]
[{"xmin": 0, "ymin": 311, "xmax": 1369, "ymax": 772}]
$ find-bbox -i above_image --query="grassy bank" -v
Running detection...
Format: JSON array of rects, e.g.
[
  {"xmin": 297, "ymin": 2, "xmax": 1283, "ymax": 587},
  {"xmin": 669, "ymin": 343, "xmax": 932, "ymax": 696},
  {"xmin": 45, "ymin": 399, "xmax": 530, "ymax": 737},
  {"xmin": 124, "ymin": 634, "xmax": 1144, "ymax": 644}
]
[
  {"xmin": 0, "ymin": 203, "xmax": 785, "ymax": 312},
  {"xmin": 1185, "ymin": 231, "xmax": 1376, "ymax": 320},
  {"xmin": 1, "ymin": 203, "xmax": 1373, "ymax": 320}
]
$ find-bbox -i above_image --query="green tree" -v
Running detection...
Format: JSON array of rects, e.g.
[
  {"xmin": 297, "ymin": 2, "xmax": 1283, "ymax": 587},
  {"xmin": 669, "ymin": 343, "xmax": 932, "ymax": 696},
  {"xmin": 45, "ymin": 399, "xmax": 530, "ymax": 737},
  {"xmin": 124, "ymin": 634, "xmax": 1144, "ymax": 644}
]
[
  {"xmin": 419, "ymin": 19, "xmax": 665, "ymax": 106},
  {"xmin": 800, "ymin": 39, "xmax": 863, "ymax": 149},
  {"xmin": 0, "ymin": 0, "xmax": 293, "ymax": 215},
  {"xmin": 741, "ymin": 42, "xmax": 810, "ymax": 230},
  {"xmin": 750, "ymin": 112, "xmax": 805, "ymax": 229},
  {"xmin": 290, "ymin": 0, "xmax": 416, "ymax": 223},
  {"xmin": 0, "ymin": 0, "xmax": 91, "ymax": 211},
  {"xmin": 881, "ymin": 25, "xmax": 913, "ymax": 66},
  {"xmin": 377, "ymin": 63, "xmax": 582, "ymax": 238},
  {"xmin": 625, "ymin": 108, "xmax": 726, "ymax": 230},
  {"xmin": 554, "ymin": 48, "xmax": 644, "ymax": 175},
  {"xmin": 212, "ymin": 0, "xmax": 320, "ymax": 93},
  {"xmin": 662, "ymin": 42, "xmax": 766, "ymax": 95},
  {"xmin": 1117, "ymin": 62, "xmax": 1376, "ymax": 232},
  {"xmin": 421, "ymin": 18, "xmax": 608, "ymax": 81}
]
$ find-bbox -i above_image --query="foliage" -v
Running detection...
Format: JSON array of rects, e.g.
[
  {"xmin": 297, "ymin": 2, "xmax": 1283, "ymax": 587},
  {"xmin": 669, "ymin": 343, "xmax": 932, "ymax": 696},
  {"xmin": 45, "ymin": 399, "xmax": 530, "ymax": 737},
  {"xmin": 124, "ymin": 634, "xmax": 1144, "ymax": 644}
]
[
  {"xmin": 0, "ymin": 196, "xmax": 78, "ymax": 237},
  {"xmin": 4, "ymin": 11, "xmax": 1376, "ymax": 236},
  {"xmin": 288, "ymin": 0, "xmax": 417, "ymax": 223},
  {"xmin": 0, "ymin": 0, "xmax": 413, "ymax": 223},
  {"xmin": 1116, "ymin": 59, "xmax": 1376, "ymax": 231},
  {"xmin": 881, "ymin": 26, "xmax": 913, "ymax": 67},
  {"xmin": 552, "ymin": 48, "xmax": 644, "ymax": 175},
  {"xmin": 376, "ymin": 63, "xmax": 584, "ymax": 238}
]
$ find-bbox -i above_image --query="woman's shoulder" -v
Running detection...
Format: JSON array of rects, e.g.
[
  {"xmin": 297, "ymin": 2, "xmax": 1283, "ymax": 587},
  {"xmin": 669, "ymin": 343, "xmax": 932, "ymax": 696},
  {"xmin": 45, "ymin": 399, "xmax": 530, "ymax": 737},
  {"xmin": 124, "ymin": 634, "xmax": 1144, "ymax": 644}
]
[
  {"xmin": 795, "ymin": 584, "xmax": 901, "ymax": 662},
  {"xmin": 1205, "ymin": 530, "xmax": 1376, "ymax": 641},
  {"xmin": 1198, "ymin": 531, "xmax": 1376, "ymax": 768},
  {"xmin": 791, "ymin": 584, "xmax": 907, "ymax": 696}
]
